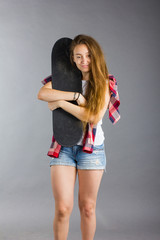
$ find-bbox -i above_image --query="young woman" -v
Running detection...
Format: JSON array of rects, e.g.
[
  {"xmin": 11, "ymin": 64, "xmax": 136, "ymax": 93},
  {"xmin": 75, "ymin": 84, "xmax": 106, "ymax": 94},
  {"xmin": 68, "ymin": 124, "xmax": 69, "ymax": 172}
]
[{"xmin": 38, "ymin": 34, "xmax": 116, "ymax": 240}]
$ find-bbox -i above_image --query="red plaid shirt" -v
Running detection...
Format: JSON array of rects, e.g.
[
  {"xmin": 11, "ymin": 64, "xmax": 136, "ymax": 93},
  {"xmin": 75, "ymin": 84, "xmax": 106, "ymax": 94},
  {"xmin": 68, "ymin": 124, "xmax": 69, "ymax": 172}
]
[{"xmin": 41, "ymin": 74, "xmax": 120, "ymax": 158}]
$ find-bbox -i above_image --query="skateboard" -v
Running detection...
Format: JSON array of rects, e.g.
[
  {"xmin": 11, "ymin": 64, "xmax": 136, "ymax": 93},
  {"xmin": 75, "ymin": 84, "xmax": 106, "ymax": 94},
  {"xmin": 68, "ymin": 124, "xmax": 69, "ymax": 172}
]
[{"xmin": 51, "ymin": 37, "xmax": 83, "ymax": 146}]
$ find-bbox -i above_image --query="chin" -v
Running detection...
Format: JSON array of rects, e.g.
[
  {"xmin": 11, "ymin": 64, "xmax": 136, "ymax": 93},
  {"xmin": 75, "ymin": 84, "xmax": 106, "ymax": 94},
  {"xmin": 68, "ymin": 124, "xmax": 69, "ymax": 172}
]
[{"xmin": 81, "ymin": 68, "xmax": 90, "ymax": 72}]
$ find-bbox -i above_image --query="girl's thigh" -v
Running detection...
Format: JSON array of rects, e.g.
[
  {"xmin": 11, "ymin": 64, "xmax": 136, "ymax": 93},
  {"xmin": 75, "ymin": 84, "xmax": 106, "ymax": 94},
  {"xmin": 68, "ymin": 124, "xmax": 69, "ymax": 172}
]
[
  {"xmin": 78, "ymin": 169, "xmax": 104, "ymax": 204},
  {"xmin": 50, "ymin": 165, "xmax": 77, "ymax": 205}
]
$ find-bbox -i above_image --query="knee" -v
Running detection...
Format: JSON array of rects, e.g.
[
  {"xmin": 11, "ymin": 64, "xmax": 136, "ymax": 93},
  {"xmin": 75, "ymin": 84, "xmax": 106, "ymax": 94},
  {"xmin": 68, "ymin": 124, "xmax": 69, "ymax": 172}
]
[
  {"xmin": 55, "ymin": 202, "xmax": 73, "ymax": 220},
  {"xmin": 79, "ymin": 200, "xmax": 96, "ymax": 218}
]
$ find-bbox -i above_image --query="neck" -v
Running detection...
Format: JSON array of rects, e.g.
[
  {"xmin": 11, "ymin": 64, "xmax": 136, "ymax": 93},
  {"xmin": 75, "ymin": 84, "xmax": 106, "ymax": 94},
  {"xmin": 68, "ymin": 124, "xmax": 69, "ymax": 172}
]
[{"xmin": 82, "ymin": 72, "xmax": 90, "ymax": 80}]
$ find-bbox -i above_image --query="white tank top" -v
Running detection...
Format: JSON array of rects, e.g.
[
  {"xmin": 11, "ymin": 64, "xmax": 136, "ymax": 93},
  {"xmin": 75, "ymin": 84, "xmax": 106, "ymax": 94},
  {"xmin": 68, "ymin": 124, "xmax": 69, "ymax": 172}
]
[{"xmin": 76, "ymin": 80, "xmax": 105, "ymax": 145}]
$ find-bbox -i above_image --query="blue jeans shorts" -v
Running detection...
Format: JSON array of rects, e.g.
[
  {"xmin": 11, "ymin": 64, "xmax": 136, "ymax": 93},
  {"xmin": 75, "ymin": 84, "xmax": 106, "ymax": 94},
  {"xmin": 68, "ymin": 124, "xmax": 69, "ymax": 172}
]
[{"xmin": 49, "ymin": 143, "xmax": 107, "ymax": 172}]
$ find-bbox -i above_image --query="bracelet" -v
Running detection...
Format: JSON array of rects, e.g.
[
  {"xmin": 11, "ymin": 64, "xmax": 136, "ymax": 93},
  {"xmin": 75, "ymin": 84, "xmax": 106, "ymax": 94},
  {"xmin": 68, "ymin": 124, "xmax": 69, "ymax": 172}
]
[
  {"xmin": 73, "ymin": 92, "xmax": 77, "ymax": 100},
  {"xmin": 75, "ymin": 92, "xmax": 80, "ymax": 101}
]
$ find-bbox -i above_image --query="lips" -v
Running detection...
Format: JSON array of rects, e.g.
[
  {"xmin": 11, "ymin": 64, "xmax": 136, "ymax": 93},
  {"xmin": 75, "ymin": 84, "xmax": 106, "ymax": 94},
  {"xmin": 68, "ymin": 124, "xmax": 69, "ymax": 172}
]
[{"xmin": 81, "ymin": 65, "xmax": 89, "ymax": 68}]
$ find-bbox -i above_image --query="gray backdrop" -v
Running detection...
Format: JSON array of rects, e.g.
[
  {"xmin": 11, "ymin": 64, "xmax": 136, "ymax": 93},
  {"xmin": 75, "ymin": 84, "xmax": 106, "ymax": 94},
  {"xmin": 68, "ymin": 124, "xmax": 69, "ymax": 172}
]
[{"xmin": 0, "ymin": 0, "xmax": 160, "ymax": 239}]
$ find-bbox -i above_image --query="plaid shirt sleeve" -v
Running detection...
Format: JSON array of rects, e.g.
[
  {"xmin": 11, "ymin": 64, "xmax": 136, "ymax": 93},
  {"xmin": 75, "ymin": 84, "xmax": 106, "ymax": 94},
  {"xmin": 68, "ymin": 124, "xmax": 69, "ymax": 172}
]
[
  {"xmin": 41, "ymin": 74, "xmax": 120, "ymax": 157},
  {"xmin": 41, "ymin": 75, "xmax": 52, "ymax": 85},
  {"xmin": 108, "ymin": 74, "xmax": 121, "ymax": 124},
  {"xmin": 41, "ymin": 75, "xmax": 62, "ymax": 157}
]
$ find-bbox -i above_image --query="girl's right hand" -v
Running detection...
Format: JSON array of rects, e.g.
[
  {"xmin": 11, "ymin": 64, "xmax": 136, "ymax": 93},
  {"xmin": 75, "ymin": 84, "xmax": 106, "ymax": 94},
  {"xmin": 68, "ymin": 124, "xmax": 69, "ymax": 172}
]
[{"xmin": 77, "ymin": 94, "xmax": 86, "ymax": 106}]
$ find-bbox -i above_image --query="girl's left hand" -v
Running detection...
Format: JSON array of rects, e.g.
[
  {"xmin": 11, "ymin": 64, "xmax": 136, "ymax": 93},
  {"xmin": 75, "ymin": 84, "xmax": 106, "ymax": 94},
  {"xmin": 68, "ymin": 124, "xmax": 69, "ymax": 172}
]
[
  {"xmin": 77, "ymin": 94, "xmax": 86, "ymax": 106},
  {"xmin": 48, "ymin": 101, "xmax": 60, "ymax": 111}
]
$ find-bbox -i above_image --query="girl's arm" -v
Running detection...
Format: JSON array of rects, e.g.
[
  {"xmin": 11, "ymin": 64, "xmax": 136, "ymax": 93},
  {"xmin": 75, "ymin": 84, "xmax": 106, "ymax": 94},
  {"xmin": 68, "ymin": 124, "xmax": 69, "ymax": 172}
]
[
  {"xmin": 48, "ymin": 83, "xmax": 111, "ymax": 125},
  {"xmin": 37, "ymin": 81, "xmax": 76, "ymax": 102},
  {"xmin": 59, "ymin": 100, "xmax": 89, "ymax": 122}
]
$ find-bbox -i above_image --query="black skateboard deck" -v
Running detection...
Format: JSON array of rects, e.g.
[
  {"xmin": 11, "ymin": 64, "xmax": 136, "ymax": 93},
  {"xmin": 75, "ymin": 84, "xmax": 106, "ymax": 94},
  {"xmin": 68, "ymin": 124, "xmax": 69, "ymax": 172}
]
[{"xmin": 51, "ymin": 37, "xmax": 83, "ymax": 146}]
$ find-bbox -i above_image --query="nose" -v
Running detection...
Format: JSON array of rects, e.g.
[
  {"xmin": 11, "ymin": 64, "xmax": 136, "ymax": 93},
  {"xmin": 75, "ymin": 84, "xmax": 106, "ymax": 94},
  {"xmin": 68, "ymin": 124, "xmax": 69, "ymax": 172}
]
[{"xmin": 81, "ymin": 56, "xmax": 88, "ymax": 64}]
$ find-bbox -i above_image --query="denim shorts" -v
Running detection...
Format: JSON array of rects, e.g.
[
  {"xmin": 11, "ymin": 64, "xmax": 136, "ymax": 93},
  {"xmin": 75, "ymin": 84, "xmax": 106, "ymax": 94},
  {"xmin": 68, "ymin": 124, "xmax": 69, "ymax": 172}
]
[{"xmin": 49, "ymin": 143, "xmax": 107, "ymax": 172}]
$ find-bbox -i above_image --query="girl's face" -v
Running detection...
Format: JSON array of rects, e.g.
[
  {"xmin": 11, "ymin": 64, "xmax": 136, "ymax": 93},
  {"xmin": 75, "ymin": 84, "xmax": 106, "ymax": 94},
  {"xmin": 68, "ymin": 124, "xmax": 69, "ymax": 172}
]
[{"xmin": 73, "ymin": 44, "xmax": 91, "ymax": 75}]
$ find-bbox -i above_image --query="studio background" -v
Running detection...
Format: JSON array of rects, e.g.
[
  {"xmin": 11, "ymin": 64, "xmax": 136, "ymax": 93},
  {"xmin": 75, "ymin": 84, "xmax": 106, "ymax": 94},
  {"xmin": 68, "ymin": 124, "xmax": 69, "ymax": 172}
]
[{"xmin": 0, "ymin": 0, "xmax": 160, "ymax": 239}]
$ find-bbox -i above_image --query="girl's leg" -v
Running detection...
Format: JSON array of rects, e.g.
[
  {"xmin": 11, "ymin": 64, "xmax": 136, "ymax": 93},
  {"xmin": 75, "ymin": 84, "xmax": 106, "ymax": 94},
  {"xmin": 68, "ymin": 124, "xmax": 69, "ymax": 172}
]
[
  {"xmin": 50, "ymin": 165, "xmax": 77, "ymax": 240},
  {"xmin": 78, "ymin": 169, "xmax": 104, "ymax": 240}
]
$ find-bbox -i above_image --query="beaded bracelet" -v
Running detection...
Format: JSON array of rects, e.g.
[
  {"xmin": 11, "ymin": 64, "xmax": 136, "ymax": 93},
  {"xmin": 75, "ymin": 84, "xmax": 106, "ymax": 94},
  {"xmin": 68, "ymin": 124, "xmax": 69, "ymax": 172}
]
[
  {"xmin": 73, "ymin": 92, "xmax": 80, "ymax": 101},
  {"xmin": 76, "ymin": 92, "xmax": 80, "ymax": 101},
  {"xmin": 73, "ymin": 92, "xmax": 77, "ymax": 100}
]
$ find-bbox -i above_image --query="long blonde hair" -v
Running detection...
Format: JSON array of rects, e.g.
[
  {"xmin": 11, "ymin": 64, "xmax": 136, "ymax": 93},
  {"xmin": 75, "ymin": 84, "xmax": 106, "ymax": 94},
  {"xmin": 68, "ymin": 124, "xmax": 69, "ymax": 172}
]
[{"xmin": 70, "ymin": 34, "xmax": 109, "ymax": 129}]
